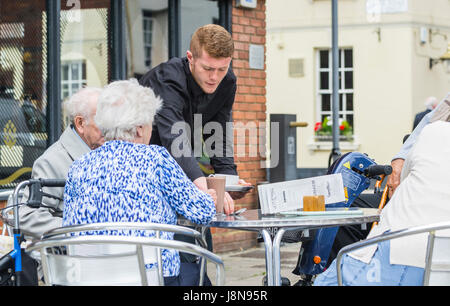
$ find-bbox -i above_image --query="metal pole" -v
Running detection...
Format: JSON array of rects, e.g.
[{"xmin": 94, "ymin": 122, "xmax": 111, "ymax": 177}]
[
  {"xmin": 168, "ymin": 0, "xmax": 180, "ymax": 58},
  {"xmin": 46, "ymin": 0, "xmax": 61, "ymax": 146},
  {"xmin": 111, "ymin": 0, "xmax": 127, "ymax": 80},
  {"xmin": 330, "ymin": 0, "xmax": 341, "ymax": 165},
  {"xmin": 218, "ymin": 0, "xmax": 232, "ymax": 33}
]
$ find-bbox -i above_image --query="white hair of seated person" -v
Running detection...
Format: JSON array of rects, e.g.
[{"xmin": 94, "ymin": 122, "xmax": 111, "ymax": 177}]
[
  {"xmin": 95, "ymin": 78, "xmax": 162, "ymax": 142},
  {"xmin": 425, "ymin": 96, "xmax": 438, "ymax": 110},
  {"xmin": 63, "ymin": 87, "xmax": 102, "ymax": 124}
]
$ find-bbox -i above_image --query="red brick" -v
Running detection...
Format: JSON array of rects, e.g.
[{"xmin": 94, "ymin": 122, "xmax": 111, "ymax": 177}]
[
  {"xmin": 243, "ymin": 9, "xmax": 255, "ymax": 18},
  {"xmin": 232, "ymin": 24, "xmax": 244, "ymax": 33},
  {"xmin": 237, "ymin": 16, "xmax": 251, "ymax": 26},
  {"xmin": 244, "ymin": 26, "xmax": 256, "ymax": 35},
  {"xmin": 218, "ymin": 0, "xmax": 266, "ymax": 254},
  {"xmin": 255, "ymin": 11, "xmax": 266, "ymax": 20},
  {"xmin": 250, "ymin": 35, "xmax": 265, "ymax": 44},
  {"xmin": 250, "ymin": 19, "xmax": 265, "ymax": 28},
  {"xmin": 234, "ymin": 41, "xmax": 248, "ymax": 51}
]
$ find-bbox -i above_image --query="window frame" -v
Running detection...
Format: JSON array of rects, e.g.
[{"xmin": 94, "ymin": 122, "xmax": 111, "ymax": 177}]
[
  {"xmin": 316, "ymin": 47, "xmax": 354, "ymax": 139},
  {"xmin": 142, "ymin": 10, "xmax": 155, "ymax": 69},
  {"xmin": 61, "ymin": 60, "xmax": 87, "ymax": 100}
]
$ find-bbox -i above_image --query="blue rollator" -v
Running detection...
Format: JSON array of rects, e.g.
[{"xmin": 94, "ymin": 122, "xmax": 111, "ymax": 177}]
[
  {"xmin": 293, "ymin": 152, "xmax": 392, "ymax": 285},
  {"xmin": 0, "ymin": 179, "xmax": 65, "ymax": 286}
]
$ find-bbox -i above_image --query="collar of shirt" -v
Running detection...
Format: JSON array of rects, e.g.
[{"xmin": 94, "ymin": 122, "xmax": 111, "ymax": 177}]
[
  {"xmin": 182, "ymin": 58, "xmax": 216, "ymax": 115},
  {"xmin": 71, "ymin": 124, "xmax": 91, "ymax": 151}
]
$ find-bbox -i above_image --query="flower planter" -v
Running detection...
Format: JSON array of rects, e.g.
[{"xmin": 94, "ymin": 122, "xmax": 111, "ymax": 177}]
[{"xmin": 315, "ymin": 135, "xmax": 354, "ymax": 142}]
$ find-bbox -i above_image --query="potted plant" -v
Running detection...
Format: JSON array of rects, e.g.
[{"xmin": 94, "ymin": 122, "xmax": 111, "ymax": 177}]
[{"xmin": 314, "ymin": 116, "xmax": 353, "ymax": 141}]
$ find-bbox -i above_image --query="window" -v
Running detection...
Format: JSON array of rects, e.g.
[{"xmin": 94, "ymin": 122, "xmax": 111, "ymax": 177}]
[
  {"xmin": 61, "ymin": 61, "xmax": 86, "ymax": 100},
  {"xmin": 0, "ymin": 2, "xmax": 48, "ymax": 189},
  {"xmin": 134, "ymin": 2, "xmax": 169, "ymax": 77},
  {"xmin": 143, "ymin": 11, "xmax": 154, "ymax": 68},
  {"xmin": 180, "ymin": 0, "xmax": 220, "ymax": 55},
  {"xmin": 316, "ymin": 48, "xmax": 354, "ymax": 138}
]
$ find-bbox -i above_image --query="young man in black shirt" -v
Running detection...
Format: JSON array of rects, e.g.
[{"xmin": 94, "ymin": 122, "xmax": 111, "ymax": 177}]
[{"xmin": 140, "ymin": 24, "xmax": 250, "ymax": 216}]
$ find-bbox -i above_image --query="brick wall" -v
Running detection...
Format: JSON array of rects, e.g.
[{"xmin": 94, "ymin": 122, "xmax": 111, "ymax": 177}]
[
  {"xmin": 0, "ymin": 200, "xmax": 6, "ymax": 231},
  {"xmin": 212, "ymin": 0, "xmax": 267, "ymax": 253}
]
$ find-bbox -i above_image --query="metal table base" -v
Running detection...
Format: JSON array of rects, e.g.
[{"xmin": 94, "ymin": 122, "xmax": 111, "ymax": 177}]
[{"xmin": 192, "ymin": 208, "xmax": 380, "ymax": 286}]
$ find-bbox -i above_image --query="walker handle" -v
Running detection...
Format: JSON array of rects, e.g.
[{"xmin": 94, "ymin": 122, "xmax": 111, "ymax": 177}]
[{"xmin": 365, "ymin": 165, "xmax": 392, "ymax": 178}]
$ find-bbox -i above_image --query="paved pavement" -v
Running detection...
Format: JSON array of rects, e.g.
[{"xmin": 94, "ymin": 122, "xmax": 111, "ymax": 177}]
[{"xmin": 207, "ymin": 241, "xmax": 304, "ymax": 286}]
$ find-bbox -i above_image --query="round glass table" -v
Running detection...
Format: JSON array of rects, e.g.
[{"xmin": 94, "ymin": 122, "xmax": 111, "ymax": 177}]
[{"xmin": 181, "ymin": 208, "xmax": 380, "ymax": 286}]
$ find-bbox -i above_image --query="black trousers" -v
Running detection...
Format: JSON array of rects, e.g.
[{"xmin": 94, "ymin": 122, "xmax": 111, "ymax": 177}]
[
  {"xmin": 164, "ymin": 262, "xmax": 212, "ymax": 286},
  {"xmin": 174, "ymin": 227, "xmax": 213, "ymax": 262},
  {"xmin": 173, "ymin": 226, "xmax": 213, "ymax": 285}
]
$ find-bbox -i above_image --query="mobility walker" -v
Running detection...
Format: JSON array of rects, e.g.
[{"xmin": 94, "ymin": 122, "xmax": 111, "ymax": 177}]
[
  {"xmin": 0, "ymin": 178, "xmax": 66, "ymax": 286},
  {"xmin": 292, "ymin": 152, "xmax": 392, "ymax": 285}
]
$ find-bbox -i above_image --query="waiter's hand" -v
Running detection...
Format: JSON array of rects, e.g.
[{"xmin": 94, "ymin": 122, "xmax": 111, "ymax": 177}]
[
  {"xmin": 229, "ymin": 179, "xmax": 252, "ymax": 200},
  {"xmin": 386, "ymin": 158, "xmax": 405, "ymax": 198}
]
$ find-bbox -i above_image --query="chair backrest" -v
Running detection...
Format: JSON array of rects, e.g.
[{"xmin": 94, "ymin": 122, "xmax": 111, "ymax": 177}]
[
  {"xmin": 336, "ymin": 221, "xmax": 450, "ymax": 286},
  {"xmin": 27, "ymin": 223, "xmax": 225, "ymax": 286},
  {"xmin": 423, "ymin": 231, "xmax": 450, "ymax": 285}
]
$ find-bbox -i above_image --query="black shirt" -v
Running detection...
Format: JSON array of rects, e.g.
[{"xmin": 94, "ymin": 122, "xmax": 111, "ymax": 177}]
[
  {"xmin": 413, "ymin": 109, "xmax": 431, "ymax": 130},
  {"xmin": 139, "ymin": 57, "xmax": 237, "ymax": 181}
]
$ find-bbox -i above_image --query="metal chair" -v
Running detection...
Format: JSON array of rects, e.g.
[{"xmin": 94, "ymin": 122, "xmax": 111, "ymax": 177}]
[
  {"xmin": 336, "ymin": 221, "xmax": 450, "ymax": 286},
  {"xmin": 27, "ymin": 222, "xmax": 225, "ymax": 286},
  {"xmin": 0, "ymin": 190, "xmax": 16, "ymax": 237}
]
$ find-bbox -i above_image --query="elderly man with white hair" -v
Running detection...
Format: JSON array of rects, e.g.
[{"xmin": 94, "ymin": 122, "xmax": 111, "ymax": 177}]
[
  {"xmin": 62, "ymin": 79, "xmax": 217, "ymax": 286},
  {"xmin": 10, "ymin": 87, "xmax": 104, "ymax": 239}
]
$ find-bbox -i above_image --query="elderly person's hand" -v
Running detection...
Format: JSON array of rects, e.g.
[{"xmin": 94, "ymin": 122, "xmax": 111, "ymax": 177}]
[
  {"xmin": 223, "ymin": 192, "xmax": 235, "ymax": 215},
  {"xmin": 205, "ymin": 189, "xmax": 217, "ymax": 204},
  {"xmin": 386, "ymin": 159, "xmax": 405, "ymax": 198}
]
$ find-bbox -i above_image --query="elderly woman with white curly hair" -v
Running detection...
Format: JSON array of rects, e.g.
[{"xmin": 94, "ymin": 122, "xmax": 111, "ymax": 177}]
[{"xmin": 62, "ymin": 79, "xmax": 217, "ymax": 286}]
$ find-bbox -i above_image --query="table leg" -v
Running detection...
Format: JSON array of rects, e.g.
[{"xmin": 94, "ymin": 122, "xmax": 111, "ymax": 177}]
[
  {"xmin": 260, "ymin": 229, "xmax": 274, "ymax": 286},
  {"xmin": 272, "ymin": 228, "xmax": 286, "ymax": 286}
]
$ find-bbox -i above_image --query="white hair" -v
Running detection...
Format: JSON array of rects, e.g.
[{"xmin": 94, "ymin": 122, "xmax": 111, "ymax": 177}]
[
  {"xmin": 95, "ymin": 78, "xmax": 163, "ymax": 142},
  {"xmin": 63, "ymin": 87, "xmax": 102, "ymax": 124},
  {"xmin": 425, "ymin": 96, "xmax": 438, "ymax": 110}
]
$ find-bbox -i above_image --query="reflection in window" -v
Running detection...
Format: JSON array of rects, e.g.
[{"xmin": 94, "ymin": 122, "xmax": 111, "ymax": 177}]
[
  {"xmin": 61, "ymin": 61, "xmax": 86, "ymax": 100},
  {"xmin": 126, "ymin": 0, "xmax": 168, "ymax": 78},
  {"xmin": 60, "ymin": 4, "xmax": 110, "ymax": 91},
  {"xmin": 143, "ymin": 11, "xmax": 154, "ymax": 68},
  {"xmin": 0, "ymin": 1, "xmax": 48, "ymax": 188},
  {"xmin": 60, "ymin": 2, "xmax": 110, "ymax": 126},
  {"xmin": 180, "ymin": 0, "xmax": 219, "ymax": 56},
  {"xmin": 127, "ymin": 0, "xmax": 222, "ymax": 77}
]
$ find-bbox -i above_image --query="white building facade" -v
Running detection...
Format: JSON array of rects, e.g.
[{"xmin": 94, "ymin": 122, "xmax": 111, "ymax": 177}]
[{"xmin": 266, "ymin": 0, "xmax": 450, "ymax": 170}]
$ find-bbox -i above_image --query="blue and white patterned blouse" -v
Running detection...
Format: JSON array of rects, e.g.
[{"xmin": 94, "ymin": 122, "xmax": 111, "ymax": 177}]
[{"xmin": 63, "ymin": 140, "xmax": 216, "ymax": 277}]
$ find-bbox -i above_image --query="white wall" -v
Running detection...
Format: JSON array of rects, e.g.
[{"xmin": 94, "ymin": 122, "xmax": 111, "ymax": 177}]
[{"xmin": 266, "ymin": 0, "xmax": 450, "ymax": 169}]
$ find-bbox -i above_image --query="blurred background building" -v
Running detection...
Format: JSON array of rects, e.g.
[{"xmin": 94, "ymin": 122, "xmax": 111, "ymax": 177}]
[{"xmin": 267, "ymin": 0, "xmax": 450, "ymax": 176}]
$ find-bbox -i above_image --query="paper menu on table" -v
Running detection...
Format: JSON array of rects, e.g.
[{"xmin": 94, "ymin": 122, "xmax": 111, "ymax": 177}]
[{"xmin": 257, "ymin": 174, "xmax": 346, "ymax": 214}]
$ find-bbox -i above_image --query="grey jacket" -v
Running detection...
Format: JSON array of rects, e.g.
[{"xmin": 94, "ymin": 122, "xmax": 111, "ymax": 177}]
[{"xmin": 8, "ymin": 126, "xmax": 90, "ymax": 238}]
